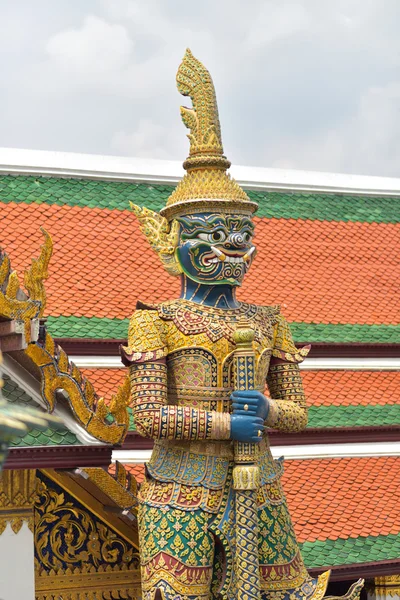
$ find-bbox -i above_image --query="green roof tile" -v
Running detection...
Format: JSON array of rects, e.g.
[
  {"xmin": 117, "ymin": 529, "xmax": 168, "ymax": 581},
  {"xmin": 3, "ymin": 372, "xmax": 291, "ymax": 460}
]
[
  {"xmin": 2, "ymin": 375, "xmax": 81, "ymax": 447},
  {"xmin": 46, "ymin": 315, "xmax": 400, "ymax": 344},
  {"xmin": 290, "ymin": 322, "xmax": 400, "ymax": 344},
  {"xmin": 47, "ymin": 315, "xmax": 129, "ymax": 339},
  {"xmin": 0, "ymin": 175, "xmax": 398, "ymax": 223},
  {"xmin": 301, "ymin": 533, "xmax": 400, "ymax": 568},
  {"xmin": 308, "ymin": 404, "xmax": 400, "ymax": 428}
]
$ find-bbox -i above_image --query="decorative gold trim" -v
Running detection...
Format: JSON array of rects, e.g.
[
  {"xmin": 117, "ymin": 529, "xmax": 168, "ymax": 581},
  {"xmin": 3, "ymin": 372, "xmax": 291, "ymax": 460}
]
[
  {"xmin": 35, "ymin": 568, "xmax": 141, "ymax": 599},
  {"xmin": 25, "ymin": 334, "xmax": 130, "ymax": 444},
  {"xmin": 0, "ymin": 469, "xmax": 36, "ymax": 535},
  {"xmin": 35, "ymin": 470, "xmax": 141, "ymax": 600},
  {"xmin": 1, "ymin": 232, "xmax": 130, "ymax": 444},
  {"xmin": 310, "ymin": 570, "xmax": 331, "ymax": 600},
  {"xmin": 0, "ymin": 227, "xmax": 52, "ymax": 342},
  {"xmin": 325, "ymin": 578, "xmax": 364, "ymax": 600},
  {"xmin": 373, "ymin": 575, "xmax": 400, "ymax": 597},
  {"xmin": 81, "ymin": 464, "xmax": 137, "ymax": 509}
]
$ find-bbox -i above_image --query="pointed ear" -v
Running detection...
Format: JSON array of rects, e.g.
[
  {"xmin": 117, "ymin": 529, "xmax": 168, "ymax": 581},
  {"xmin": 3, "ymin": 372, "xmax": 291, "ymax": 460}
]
[{"xmin": 130, "ymin": 203, "xmax": 182, "ymax": 276}]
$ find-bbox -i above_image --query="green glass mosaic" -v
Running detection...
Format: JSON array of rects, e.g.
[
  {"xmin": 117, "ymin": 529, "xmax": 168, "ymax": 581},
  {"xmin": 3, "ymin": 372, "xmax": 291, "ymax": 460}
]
[
  {"xmin": 301, "ymin": 532, "xmax": 400, "ymax": 568},
  {"xmin": 46, "ymin": 315, "xmax": 400, "ymax": 344},
  {"xmin": 0, "ymin": 175, "xmax": 398, "ymax": 223},
  {"xmin": 308, "ymin": 404, "xmax": 400, "ymax": 428},
  {"xmin": 2, "ymin": 375, "xmax": 81, "ymax": 447}
]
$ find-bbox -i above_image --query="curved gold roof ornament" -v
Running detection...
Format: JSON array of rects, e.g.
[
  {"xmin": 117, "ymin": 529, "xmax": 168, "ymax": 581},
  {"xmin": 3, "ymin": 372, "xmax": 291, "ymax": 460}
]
[{"xmin": 160, "ymin": 48, "xmax": 258, "ymax": 220}]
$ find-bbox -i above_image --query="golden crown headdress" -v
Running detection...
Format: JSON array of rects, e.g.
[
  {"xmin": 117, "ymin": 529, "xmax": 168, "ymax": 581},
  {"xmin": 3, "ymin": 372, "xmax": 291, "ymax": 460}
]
[
  {"xmin": 160, "ymin": 49, "xmax": 257, "ymax": 221},
  {"xmin": 131, "ymin": 49, "xmax": 258, "ymax": 275}
]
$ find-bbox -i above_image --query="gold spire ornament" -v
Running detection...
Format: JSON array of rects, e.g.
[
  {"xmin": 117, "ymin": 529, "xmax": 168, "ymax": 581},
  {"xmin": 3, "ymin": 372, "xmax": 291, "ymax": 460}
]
[{"xmin": 160, "ymin": 49, "xmax": 258, "ymax": 220}]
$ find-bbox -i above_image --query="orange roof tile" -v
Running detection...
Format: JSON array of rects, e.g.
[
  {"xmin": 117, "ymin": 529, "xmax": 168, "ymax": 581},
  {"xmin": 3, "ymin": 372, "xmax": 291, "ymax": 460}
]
[
  {"xmin": 302, "ymin": 370, "xmax": 400, "ymax": 407},
  {"xmin": 117, "ymin": 463, "xmax": 146, "ymax": 483},
  {"xmin": 2, "ymin": 202, "xmax": 399, "ymax": 325},
  {"xmin": 80, "ymin": 368, "xmax": 126, "ymax": 401},
  {"xmin": 108, "ymin": 461, "xmax": 145, "ymax": 483},
  {"xmin": 283, "ymin": 457, "xmax": 400, "ymax": 543}
]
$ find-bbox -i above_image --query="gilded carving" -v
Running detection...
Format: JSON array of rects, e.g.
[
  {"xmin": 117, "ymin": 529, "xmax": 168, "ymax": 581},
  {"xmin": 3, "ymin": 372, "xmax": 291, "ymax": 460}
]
[
  {"xmin": 25, "ymin": 332, "xmax": 130, "ymax": 444},
  {"xmin": 34, "ymin": 472, "xmax": 140, "ymax": 600},
  {"xmin": 0, "ymin": 231, "xmax": 130, "ymax": 445},
  {"xmin": 0, "ymin": 469, "xmax": 36, "ymax": 534},
  {"xmin": 0, "ymin": 227, "xmax": 52, "ymax": 342}
]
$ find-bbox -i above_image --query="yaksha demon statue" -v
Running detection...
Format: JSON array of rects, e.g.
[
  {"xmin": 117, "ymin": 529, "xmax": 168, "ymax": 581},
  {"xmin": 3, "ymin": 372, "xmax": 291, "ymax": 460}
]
[{"xmin": 121, "ymin": 49, "xmax": 363, "ymax": 600}]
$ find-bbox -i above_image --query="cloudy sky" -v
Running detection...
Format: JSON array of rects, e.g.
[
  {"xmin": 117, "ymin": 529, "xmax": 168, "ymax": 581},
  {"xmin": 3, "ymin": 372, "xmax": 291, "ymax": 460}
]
[{"xmin": 1, "ymin": 0, "xmax": 400, "ymax": 177}]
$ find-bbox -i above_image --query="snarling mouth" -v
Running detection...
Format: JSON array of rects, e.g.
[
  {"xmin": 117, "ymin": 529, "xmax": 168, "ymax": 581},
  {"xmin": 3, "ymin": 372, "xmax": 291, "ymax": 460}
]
[{"xmin": 201, "ymin": 245, "xmax": 255, "ymax": 266}]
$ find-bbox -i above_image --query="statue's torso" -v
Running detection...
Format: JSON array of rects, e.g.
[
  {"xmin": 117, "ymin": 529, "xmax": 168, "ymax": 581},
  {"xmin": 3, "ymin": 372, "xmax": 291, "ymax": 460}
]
[
  {"xmin": 140, "ymin": 299, "xmax": 281, "ymax": 496},
  {"xmin": 160, "ymin": 299, "xmax": 279, "ymax": 412}
]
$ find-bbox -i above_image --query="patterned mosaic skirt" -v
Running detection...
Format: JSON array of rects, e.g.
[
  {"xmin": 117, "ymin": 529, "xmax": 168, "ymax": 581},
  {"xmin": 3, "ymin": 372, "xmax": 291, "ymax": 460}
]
[{"xmin": 138, "ymin": 459, "xmax": 321, "ymax": 600}]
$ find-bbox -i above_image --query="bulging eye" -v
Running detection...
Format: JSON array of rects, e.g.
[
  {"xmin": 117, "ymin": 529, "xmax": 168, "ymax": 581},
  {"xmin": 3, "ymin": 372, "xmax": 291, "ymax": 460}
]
[
  {"xmin": 243, "ymin": 232, "xmax": 252, "ymax": 243},
  {"xmin": 210, "ymin": 230, "xmax": 227, "ymax": 243},
  {"xmin": 197, "ymin": 231, "xmax": 227, "ymax": 243}
]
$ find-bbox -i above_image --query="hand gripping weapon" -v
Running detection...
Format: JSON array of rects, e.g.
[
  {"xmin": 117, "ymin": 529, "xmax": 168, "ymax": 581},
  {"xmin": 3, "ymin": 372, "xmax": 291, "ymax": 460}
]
[{"xmin": 232, "ymin": 322, "xmax": 261, "ymax": 600}]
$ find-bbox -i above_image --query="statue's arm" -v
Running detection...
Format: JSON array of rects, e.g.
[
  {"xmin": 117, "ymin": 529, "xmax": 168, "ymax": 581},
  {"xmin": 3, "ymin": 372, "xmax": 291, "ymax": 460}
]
[
  {"xmin": 122, "ymin": 309, "xmax": 230, "ymax": 441},
  {"xmin": 130, "ymin": 358, "xmax": 231, "ymax": 440},
  {"xmin": 264, "ymin": 313, "xmax": 309, "ymax": 433},
  {"xmin": 265, "ymin": 359, "xmax": 308, "ymax": 432}
]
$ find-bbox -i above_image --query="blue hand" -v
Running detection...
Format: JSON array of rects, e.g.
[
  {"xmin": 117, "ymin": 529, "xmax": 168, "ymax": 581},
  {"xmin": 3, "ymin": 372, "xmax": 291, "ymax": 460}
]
[
  {"xmin": 231, "ymin": 390, "xmax": 270, "ymax": 421},
  {"xmin": 230, "ymin": 414, "xmax": 265, "ymax": 443}
]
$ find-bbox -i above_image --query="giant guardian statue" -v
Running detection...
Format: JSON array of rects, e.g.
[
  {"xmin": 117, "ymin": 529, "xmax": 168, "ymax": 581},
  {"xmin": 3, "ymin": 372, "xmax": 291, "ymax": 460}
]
[{"xmin": 121, "ymin": 49, "xmax": 363, "ymax": 600}]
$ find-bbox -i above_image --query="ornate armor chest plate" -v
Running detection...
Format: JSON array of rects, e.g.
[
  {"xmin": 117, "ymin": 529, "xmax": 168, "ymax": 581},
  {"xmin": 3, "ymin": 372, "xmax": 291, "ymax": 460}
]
[{"xmin": 158, "ymin": 300, "xmax": 279, "ymax": 413}]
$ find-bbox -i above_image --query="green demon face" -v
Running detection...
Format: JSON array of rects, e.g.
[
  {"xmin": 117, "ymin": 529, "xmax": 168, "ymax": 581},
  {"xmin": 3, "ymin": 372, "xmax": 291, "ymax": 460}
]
[{"xmin": 176, "ymin": 213, "xmax": 256, "ymax": 286}]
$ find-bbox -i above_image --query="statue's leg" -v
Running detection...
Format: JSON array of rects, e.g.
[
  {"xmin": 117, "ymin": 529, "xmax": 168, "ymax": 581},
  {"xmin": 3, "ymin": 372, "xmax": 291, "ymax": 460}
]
[
  {"xmin": 258, "ymin": 479, "xmax": 312, "ymax": 600},
  {"xmin": 138, "ymin": 500, "xmax": 215, "ymax": 600}
]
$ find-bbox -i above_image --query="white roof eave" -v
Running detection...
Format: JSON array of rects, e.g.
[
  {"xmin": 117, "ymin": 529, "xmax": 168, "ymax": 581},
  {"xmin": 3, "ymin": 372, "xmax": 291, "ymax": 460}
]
[{"xmin": 0, "ymin": 147, "xmax": 400, "ymax": 197}]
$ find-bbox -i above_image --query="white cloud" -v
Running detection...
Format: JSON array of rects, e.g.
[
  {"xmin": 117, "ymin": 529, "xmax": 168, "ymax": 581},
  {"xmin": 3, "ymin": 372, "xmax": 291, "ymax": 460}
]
[
  {"xmin": 0, "ymin": 0, "xmax": 399, "ymax": 177},
  {"xmin": 111, "ymin": 118, "xmax": 185, "ymax": 159},
  {"xmin": 265, "ymin": 81, "xmax": 400, "ymax": 176},
  {"xmin": 244, "ymin": 2, "xmax": 310, "ymax": 50},
  {"xmin": 46, "ymin": 15, "xmax": 133, "ymax": 79}
]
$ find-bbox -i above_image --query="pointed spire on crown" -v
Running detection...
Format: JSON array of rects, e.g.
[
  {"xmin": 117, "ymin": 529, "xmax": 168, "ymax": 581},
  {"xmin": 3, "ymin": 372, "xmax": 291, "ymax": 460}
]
[{"xmin": 160, "ymin": 49, "xmax": 258, "ymax": 221}]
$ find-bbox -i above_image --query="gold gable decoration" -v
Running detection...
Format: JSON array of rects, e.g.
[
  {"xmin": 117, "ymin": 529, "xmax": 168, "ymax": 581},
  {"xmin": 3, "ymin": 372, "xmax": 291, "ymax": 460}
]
[
  {"xmin": 159, "ymin": 49, "xmax": 258, "ymax": 221},
  {"xmin": 34, "ymin": 469, "xmax": 140, "ymax": 600},
  {"xmin": 0, "ymin": 231, "xmax": 130, "ymax": 444},
  {"xmin": 0, "ymin": 469, "xmax": 36, "ymax": 534},
  {"xmin": 0, "ymin": 227, "xmax": 52, "ymax": 343}
]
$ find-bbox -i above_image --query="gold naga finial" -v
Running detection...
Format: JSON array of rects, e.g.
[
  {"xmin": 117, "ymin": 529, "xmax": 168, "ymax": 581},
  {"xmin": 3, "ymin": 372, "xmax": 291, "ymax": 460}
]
[
  {"xmin": 176, "ymin": 48, "xmax": 228, "ymax": 171},
  {"xmin": 0, "ymin": 228, "xmax": 53, "ymax": 340}
]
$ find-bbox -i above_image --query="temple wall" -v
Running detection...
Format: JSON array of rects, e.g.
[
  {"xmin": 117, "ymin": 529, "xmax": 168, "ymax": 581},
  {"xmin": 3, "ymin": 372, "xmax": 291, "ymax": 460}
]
[{"xmin": 0, "ymin": 521, "xmax": 35, "ymax": 600}]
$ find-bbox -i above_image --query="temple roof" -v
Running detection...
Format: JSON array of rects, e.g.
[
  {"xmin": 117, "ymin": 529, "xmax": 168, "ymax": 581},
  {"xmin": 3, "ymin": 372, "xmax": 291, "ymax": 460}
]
[
  {"xmin": 0, "ymin": 167, "xmax": 399, "ymax": 344},
  {"xmin": 3, "ymin": 374, "xmax": 80, "ymax": 447},
  {"xmin": 1, "ymin": 149, "xmax": 399, "ymax": 577}
]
